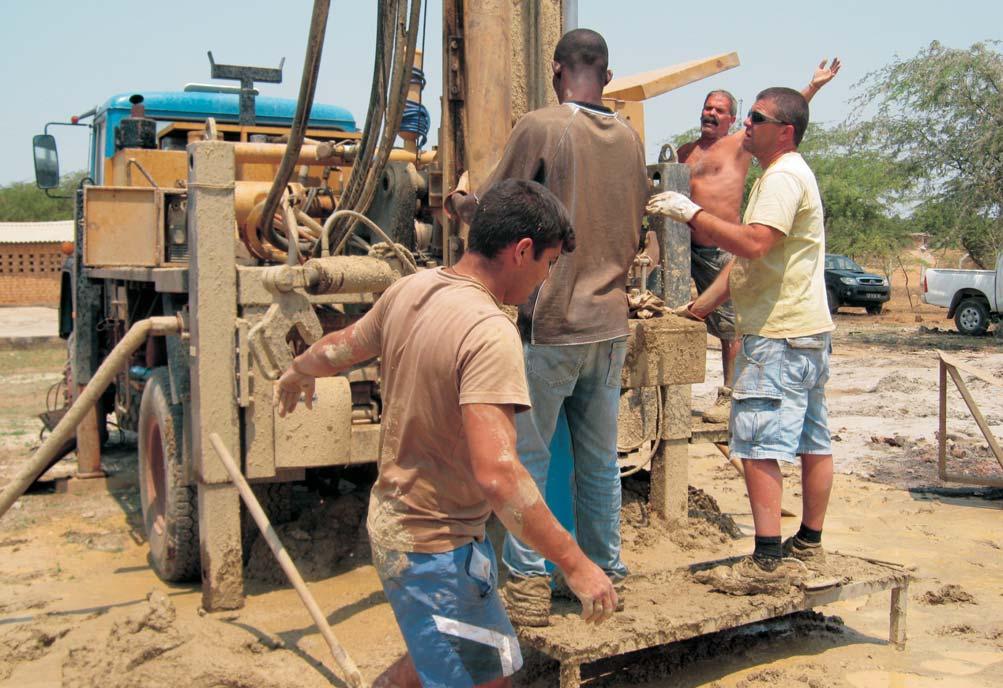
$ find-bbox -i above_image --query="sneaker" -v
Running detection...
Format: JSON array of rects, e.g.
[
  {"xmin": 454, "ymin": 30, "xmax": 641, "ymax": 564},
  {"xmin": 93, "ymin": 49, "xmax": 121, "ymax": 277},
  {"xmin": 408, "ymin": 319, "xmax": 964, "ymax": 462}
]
[
  {"xmin": 693, "ymin": 555, "xmax": 808, "ymax": 596},
  {"xmin": 501, "ymin": 575, "xmax": 551, "ymax": 627},
  {"xmin": 702, "ymin": 386, "xmax": 732, "ymax": 425},
  {"xmin": 782, "ymin": 535, "xmax": 826, "ymax": 563},
  {"xmin": 552, "ymin": 571, "xmax": 627, "ymax": 612}
]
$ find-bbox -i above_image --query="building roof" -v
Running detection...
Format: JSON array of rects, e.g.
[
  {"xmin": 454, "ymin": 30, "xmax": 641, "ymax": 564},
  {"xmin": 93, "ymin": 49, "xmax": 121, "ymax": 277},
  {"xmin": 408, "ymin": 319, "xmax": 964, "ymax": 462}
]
[{"xmin": 0, "ymin": 221, "xmax": 74, "ymax": 244}]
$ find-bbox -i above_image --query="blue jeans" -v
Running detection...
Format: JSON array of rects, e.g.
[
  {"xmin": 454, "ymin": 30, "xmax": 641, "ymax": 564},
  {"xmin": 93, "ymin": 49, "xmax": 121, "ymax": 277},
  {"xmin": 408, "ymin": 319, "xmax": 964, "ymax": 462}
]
[
  {"xmin": 502, "ymin": 338, "xmax": 630, "ymax": 580},
  {"xmin": 373, "ymin": 538, "xmax": 522, "ymax": 688},
  {"xmin": 729, "ymin": 334, "xmax": 832, "ymax": 463}
]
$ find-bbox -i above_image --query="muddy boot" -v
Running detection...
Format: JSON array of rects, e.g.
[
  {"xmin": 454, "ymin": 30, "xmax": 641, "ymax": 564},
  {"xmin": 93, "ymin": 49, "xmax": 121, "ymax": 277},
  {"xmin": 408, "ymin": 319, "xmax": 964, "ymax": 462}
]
[
  {"xmin": 782, "ymin": 535, "xmax": 826, "ymax": 564},
  {"xmin": 702, "ymin": 386, "xmax": 732, "ymax": 425},
  {"xmin": 501, "ymin": 575, "xmax": 551, "ymax": 627},
  {"xmin": 693, "ymin": 555, "xmax": 807, "ymax": 596},
  {"xmin": 552, "ymin": 571, "xmax": 627, "ymax": 611}
]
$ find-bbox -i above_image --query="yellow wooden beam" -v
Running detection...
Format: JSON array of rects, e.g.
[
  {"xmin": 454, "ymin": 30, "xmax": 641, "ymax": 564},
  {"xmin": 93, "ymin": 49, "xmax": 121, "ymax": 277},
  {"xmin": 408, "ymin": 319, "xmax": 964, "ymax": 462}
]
[{"xmin": 603, "ymin": 52, "xmax": 740, "ymax": 102}]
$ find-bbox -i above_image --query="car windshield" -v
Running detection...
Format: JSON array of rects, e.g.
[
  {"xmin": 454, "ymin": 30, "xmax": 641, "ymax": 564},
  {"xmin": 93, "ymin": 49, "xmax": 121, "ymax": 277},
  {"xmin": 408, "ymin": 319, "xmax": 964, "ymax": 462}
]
[{"xmin": 826, "ymin": 255, "xmax": 864, "ymax": 272}]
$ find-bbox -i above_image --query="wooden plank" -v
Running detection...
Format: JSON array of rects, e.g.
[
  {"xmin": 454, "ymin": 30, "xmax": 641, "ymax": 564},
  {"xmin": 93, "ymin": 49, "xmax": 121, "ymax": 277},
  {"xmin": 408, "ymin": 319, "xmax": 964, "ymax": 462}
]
[
  {"xmin": 518, "ymin": 553, "xmax": 909, "ymax": 669},
  {"xmin": 603, "ymin": 52, "xmax": 740, "ymax": 102},
  {"xmin": 946, "ymin": 365, "xmax": 1003, "ymax": 471}
]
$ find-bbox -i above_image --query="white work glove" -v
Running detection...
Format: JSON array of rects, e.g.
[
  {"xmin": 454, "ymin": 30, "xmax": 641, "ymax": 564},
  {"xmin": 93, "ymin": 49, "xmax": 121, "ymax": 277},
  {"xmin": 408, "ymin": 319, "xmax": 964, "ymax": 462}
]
[{"xmin": 646, "ymin": 191, "xmax": 702, "ymax": 223}]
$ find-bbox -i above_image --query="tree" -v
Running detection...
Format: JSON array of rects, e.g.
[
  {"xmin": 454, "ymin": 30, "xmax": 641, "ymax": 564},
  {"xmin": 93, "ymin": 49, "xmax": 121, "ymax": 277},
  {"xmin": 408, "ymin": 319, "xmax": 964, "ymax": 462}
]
[
  {"xmin": 0, "ymin": 171, "xmax": 87, "ymax": 222},
  {"xmin": 668, "ymin": 124, "xmax": 911, "ymax": 270},
  {"xmin": 849, "ymin": 41, "xmax": 1003, "ymax": 268}
]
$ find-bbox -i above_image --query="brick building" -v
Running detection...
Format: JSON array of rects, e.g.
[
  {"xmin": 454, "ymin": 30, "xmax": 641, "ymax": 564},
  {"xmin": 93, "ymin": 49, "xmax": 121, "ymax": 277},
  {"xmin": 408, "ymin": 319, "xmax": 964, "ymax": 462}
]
[{"xmin": 0, "ymin": 221, "xmax": 73, "ymax": 306}]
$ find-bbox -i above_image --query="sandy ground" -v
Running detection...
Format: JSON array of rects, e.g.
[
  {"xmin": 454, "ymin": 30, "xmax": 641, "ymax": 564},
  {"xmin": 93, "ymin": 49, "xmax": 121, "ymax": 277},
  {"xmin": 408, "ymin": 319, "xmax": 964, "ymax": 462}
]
[
  {"xmin": 0, "ymin": 307, "xmax": 57, "ymax": 339},
  {"xmin": 1, "ymin": 279, "xmax": 1002, "ymax": 687}
]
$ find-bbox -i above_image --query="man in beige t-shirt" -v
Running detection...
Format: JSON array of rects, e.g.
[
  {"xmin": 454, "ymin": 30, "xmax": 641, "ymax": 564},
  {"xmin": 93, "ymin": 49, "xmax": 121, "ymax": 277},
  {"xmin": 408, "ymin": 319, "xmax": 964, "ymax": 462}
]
[
  {"xmin": 276, "ymin": 180, "xmax": 616, "ymax": 688},
  {"xmin": 648, "ymin": 87, "xmax": 834, "ymax": 589}
]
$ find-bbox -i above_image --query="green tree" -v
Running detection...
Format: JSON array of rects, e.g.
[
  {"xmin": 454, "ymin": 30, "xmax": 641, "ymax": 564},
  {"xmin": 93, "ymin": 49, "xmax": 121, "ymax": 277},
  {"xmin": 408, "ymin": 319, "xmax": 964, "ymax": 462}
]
[
  {"xmin": 0, "ymin": 171, "xmax": 87, "ymax": 222},
  {"xmin": 849, "ymin": 40, "xmax": 1003, "ymax": 268},
  {"xmin": 667, "ymin": 123, "xmax": 910, "ymax": 271}
]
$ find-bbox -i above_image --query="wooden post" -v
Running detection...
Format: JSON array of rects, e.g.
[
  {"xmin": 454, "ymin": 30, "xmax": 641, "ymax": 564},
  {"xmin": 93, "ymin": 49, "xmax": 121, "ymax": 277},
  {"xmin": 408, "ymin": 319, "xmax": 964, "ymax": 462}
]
[{"xmin": 890, "ymin": 583, "xmax": 908, "ymax": 649}]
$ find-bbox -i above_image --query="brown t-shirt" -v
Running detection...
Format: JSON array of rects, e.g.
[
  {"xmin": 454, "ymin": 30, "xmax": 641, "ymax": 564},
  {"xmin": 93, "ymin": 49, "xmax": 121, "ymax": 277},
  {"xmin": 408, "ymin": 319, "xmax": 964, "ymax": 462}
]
[
  {"xmin": 352, "ymin": 268, "xmax": 530, "ymax": 553},
  {"xmin": 480, "ymin": 102, "xmax": 649, "ymax": 345}
]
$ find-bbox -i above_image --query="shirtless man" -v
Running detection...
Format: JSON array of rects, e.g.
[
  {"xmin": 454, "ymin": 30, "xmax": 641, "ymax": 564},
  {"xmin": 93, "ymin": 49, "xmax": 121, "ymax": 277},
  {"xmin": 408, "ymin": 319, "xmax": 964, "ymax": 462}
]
[{"xmin": 677, "ymin": 58, "xmax": 840, "ymax": 422}]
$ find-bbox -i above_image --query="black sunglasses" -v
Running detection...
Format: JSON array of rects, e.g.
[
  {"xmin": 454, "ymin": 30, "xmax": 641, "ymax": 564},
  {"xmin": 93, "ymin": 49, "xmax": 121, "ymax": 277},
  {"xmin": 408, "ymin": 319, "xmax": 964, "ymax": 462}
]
[{"xmin": 748, "ymin": 109, "xmax": 790, "ymax": 126}]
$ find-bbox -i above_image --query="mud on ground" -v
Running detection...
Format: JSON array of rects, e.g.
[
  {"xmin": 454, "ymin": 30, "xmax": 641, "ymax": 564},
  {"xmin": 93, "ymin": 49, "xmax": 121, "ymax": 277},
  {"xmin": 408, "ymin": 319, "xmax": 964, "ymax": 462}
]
[{"xmin": 2, "ymin": 287, "xmax": 1003, "ymax": 687}]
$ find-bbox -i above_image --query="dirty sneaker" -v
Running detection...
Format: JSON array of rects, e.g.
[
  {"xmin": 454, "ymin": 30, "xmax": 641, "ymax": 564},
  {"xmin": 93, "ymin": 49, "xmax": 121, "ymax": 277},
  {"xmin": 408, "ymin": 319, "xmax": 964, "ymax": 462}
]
[
  {"xmin": 702, "ymin": 386, "xmax": 732, "ymax": 425},
  {"xmin": 501, "ymin": 575, "xmax": 551, "ymax": 627},
  {"xmin": 552, "ymin": 571, "xmax": 627, "ymax": 612},
  {"xmin": 693, "ymin": 555, "xmax": 808, "ymax": 596},
  {"xmin": 782, "ymin": 535, "xmax": 826, "ymax": 564}
]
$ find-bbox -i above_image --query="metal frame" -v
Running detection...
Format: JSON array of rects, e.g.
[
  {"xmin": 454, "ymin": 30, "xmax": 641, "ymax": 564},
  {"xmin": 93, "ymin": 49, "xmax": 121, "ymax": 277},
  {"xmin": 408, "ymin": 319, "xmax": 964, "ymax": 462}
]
[{"xmin": 937, "ymin": 351, "xmax": 1003, "ymax": 487}]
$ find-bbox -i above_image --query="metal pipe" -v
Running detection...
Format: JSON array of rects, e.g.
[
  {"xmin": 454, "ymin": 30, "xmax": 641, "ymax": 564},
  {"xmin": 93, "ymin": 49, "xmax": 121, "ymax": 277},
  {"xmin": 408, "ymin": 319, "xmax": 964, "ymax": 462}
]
[
  {"xmin": 208, "ymin": 433, "xmax": 367, "ymax": 688},
  {"xmin": 0, "ymin": 316, "xmax": 181, "ymax": 520},
  {"xmin": 233, "ymin": 142, "xmax": 436, "ymax": 166},
  {"xmin": 303, "ymin": 255, "xmax": 401, "ymax": 295},
  {"xmin": 563, "ymin": 0, "xmax": 578, "ymax": 30}
]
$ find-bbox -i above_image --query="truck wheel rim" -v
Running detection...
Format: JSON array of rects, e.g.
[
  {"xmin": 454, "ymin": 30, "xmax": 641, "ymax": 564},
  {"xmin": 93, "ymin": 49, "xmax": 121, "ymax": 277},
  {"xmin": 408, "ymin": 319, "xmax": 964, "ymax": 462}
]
[
  {"xmin": 143, "ymin": 420, "xmax": 167, "ymax": 536},
  {"xmin": 960, "ymin": 307, "xmax": 980, "ymax": 330}
]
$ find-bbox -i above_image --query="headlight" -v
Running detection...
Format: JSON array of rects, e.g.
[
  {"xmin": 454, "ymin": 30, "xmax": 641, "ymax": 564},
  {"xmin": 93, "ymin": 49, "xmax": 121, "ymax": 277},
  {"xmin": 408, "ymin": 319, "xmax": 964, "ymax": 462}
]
[
  {"xmin": 879, "ymin": 277, "xmax": 888, "ymax": 286},
  {"xmin": 839, "ymin": 276, "xmax": 858, "ymax": 285}
]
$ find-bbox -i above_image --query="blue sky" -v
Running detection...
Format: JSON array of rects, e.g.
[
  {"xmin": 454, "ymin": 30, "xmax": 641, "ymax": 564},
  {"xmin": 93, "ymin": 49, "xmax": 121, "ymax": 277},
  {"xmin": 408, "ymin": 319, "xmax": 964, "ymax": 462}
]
[{"xmin": 3, "ymin": 1, "xmax": 1001, "ymax": 185}]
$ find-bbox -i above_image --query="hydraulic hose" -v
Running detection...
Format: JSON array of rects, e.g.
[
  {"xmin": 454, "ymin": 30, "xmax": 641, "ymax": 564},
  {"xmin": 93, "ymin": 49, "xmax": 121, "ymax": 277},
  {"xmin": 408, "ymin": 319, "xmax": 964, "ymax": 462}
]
[
  {"xmin": 257, "ymin": 0, "xmax": 331, "ymax": 248},
  {"xmin": 321, "ymin": 0, "xmax": 423, "ymax": 256},
  {"xmin": 0, "ymin": 316, "xmax": 181, "ymax": 521}
]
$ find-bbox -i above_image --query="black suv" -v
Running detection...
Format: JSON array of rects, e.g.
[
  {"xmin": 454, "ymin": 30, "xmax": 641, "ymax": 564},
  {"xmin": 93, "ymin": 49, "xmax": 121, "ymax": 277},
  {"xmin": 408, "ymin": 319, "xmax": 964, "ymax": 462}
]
[{"xmin": 824, "ymin": 254, "xmax": 890, "ymax": 314}]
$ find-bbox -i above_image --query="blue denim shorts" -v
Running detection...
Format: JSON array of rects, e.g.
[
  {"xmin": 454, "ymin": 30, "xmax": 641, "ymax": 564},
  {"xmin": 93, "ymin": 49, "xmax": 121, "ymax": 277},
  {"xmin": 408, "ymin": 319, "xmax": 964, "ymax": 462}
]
[
  {"xmin": 729, "ymin": 334, "xmax": 832, "ymax": 463},
  {"xmin": 372, "ymin": 537, "xmax": 522, "ymax": 688}
]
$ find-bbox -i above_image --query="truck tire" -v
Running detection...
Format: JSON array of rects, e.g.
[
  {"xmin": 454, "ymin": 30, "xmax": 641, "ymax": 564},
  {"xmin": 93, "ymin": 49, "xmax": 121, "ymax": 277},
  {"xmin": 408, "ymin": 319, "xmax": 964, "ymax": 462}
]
[
  {"xmin": 138, "ymin": 367, "xmax": 200, "ymax": 582},
  {"xmin": 866, "ymin": 303, "xmax": 884, "ymax": 315},
  {"xmin": 955, "ymin": 298, "xmax": 990, "ymax": 336},
  {"xmin": 826, "ymin": 287, "xmax": 839, "ymax": 314}
]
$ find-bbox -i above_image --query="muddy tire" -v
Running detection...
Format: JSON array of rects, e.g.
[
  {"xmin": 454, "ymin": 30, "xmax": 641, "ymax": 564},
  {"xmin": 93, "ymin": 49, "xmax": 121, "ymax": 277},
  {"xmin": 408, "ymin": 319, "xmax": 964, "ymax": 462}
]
[
  {"xmin": 138, "ymin": 367, "xmax": 200, "ymax": 582},
  {"xmin": 865, "ymin": 303, "xmax": 883, "ymax": 315},
  {"xmin": 954, "ymin": 298, "xmax": 990, "ymax": 336},
  {"xmin": 826, "ymin": 287, "xmax": 839, "ymax": 314},
  {"xmin": 241, "ymin": 483, "xmax": 296, "ymax": 562}
]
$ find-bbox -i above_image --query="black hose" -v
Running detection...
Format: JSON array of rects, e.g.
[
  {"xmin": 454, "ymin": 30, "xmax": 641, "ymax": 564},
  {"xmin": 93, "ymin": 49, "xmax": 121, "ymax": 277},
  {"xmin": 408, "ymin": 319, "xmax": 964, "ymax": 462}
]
[
  {"xmin": 257, "ymin": 0, "xmax": 331, "ymax": 246},
  {"xmin": 321, "ymin": 0, "xmax": 422, "ymax": 256}
]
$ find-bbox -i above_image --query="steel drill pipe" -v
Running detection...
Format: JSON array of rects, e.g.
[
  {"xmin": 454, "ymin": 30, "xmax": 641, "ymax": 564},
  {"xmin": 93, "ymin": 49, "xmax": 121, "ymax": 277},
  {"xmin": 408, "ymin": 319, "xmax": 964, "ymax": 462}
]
[
  {"xmin": 207, "ymin": 433, "xmax": 367, "ymax": 688},
  {"xmin": 0, "ymin": 316, "xmax": 181, "ymax": 520}
]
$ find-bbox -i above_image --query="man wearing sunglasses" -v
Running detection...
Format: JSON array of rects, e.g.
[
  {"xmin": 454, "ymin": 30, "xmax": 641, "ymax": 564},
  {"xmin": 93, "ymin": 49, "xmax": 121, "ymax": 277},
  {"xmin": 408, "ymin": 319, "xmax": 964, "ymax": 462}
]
[
  {"xmin": 648, "ymin": 87, "xmax": 834, "ymax": 588},
  {"xmin": 675, "ymin": 59, "xmax": 840, "ymax": 426}
]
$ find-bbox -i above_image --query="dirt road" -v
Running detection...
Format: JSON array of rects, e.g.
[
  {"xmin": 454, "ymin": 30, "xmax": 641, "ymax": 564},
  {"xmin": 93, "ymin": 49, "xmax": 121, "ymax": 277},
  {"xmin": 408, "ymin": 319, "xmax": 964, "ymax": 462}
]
[{"xmin": 1, "ymin": 305, "xmax": 1001, "ymax": 686}]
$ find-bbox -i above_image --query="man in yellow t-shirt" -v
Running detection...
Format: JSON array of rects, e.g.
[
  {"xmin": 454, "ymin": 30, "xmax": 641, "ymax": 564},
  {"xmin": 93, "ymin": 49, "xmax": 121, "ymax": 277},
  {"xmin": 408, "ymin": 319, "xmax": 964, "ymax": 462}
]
[{"xmin": 647, "ymin": 87, "xmax": 834, "ymax": 588}]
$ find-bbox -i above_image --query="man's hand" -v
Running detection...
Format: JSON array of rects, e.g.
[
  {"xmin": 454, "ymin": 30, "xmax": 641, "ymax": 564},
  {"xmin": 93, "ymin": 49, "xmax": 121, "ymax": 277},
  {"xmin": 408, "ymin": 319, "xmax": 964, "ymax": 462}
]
[
  {"xmin": 810, "ymin": 57, "xmax": 841, "ymax": 90},
  {"xmin": 669, "ymin": 301, "xmax": 706, "ymax": 322},
  {"xmin": 646, "ymin": 191, "xmax": 702, "ymax": 224},
  {"xmin": 274, "ymin": 363, "xmax": 316, "ymax": 417},
  {"xmin": 560, "ymin": 560, "xmax": 618, "ymax": 625}
]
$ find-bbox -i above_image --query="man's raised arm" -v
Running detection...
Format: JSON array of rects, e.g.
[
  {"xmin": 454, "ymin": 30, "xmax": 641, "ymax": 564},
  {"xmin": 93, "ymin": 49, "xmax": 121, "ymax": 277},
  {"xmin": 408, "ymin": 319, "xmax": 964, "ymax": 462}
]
[{"xmin": 801, "ymin": 57, "xmax": 841, "ymax": 102}]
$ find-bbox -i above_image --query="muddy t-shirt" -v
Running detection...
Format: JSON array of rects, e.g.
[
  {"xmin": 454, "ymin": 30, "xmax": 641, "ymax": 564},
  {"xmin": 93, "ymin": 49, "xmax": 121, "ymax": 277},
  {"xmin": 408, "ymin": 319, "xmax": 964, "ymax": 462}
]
[
  {"xmin": 479, "ymin": 103, "xmax": 649, "ymax": 345},
  {"xmin": 351, "ymin": 268, "xmax": 530, "ymax": 553},
  {"xmin": 730, "ymin": 152, "xmax": 835, "ymax": 338}
]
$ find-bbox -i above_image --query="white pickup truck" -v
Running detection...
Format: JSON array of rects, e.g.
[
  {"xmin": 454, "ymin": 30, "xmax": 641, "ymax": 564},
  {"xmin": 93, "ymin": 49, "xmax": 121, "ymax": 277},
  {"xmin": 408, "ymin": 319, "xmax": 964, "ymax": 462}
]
[{"xmin": 922, "ymin": 254, "xmax": 1003, "ymax": 335}]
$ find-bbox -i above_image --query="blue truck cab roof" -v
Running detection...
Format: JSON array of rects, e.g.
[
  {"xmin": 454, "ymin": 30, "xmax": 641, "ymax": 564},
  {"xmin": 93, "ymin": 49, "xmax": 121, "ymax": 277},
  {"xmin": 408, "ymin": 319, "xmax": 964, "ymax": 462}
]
[{"xmin": 95, "ymin": 91, "xmax": 358, "ymax": 160}]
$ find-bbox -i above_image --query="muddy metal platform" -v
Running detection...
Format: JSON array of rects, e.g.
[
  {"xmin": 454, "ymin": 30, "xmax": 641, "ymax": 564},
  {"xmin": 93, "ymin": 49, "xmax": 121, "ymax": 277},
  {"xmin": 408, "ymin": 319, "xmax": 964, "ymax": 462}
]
[{"xmin": 519, "ymin": 553, "xmax": 911, "ymax": 688}]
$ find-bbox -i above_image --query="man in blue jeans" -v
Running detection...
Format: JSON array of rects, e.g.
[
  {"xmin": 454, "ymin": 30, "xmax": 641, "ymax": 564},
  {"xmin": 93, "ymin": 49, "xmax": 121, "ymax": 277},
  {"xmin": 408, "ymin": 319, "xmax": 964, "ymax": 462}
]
[
  {"xmin": 648, "ymin": 86, "xmax": 834, "ymax": 587},
  {"xmin": 449, "ymin": 29, "xmax": 650, "ymax": 625}
]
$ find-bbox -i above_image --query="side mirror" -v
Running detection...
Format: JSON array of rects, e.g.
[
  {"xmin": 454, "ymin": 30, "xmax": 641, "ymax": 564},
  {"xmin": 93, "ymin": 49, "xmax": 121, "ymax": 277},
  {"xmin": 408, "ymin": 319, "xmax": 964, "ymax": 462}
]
[{"xmin": 33, "ymin": 134, "xmax": 60, "ymax": 189}]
